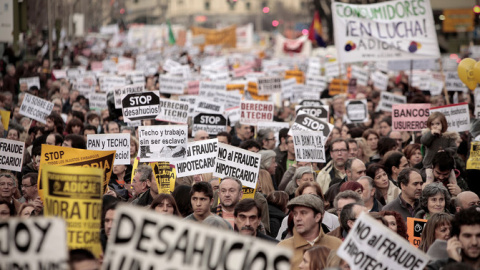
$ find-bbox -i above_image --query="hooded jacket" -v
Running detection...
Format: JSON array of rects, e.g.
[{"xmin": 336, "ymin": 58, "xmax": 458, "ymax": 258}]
[{"xmin": 420, "ymin": 129, "xmax": 458, "ymax": 168}]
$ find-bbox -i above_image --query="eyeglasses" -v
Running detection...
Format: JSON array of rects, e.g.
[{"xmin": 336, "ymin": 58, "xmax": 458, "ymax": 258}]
[
  {"xmin": 331, "ymin": 149, "xmax": 348, "ymax": 154},
  {"xmin": 22, "ymin": 184, "xmax": 36, "ymax": 188}
]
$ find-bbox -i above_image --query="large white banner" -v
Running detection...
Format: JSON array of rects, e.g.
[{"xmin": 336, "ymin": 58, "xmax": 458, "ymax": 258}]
[
  {"xmin": 103, "ymin": 205, "xmax": 291, "ymax": 270},
  {"xmin": 332, "ymin": 0, "xmax": 440, "ymax": 63},
  {"xmin": 175, "ymin": 139, "xmax": 218, "ymax": 178}
]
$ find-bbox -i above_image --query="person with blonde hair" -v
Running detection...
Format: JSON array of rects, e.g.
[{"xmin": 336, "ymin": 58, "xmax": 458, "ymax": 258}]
[
  {"xmin": 418, "ymin": 212, "xmax": 453, "ymax": 252},
  {"xmin": 299, "ymin": 246, "xmax": 331, "ymax": 270},
  {"xmin": 354, "ymin": 137, "xmax": 372, "ymax": 164}
]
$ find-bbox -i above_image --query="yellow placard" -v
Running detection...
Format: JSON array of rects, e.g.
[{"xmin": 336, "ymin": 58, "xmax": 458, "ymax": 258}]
[
  {"xmin": 328, "ymin": 79, "xmax": 349, "ymax": 96},
  {"xmin": 466, "ymin": 142, "xmax": 480, "ymax": 170},
  {"xmin": 0, "ymin": 110, "xmax": 10, "ymax": 130},
  {"xmin": 38, "ymin": 145, "xmax": 115, "ymax": 199},
  {"xmin": 42, "ymin": 164, "xmax": 103, "ymax": 257},
  {"xmin": 191, "ymin": 25, "xmax": 236, "ymax": 48},
  {"xmin": 407, "ymin": 217, "xmax": 427, "ymax": 247},
  {"xmin": 151, "ymin": 161, "xmax": 176, "ymax": 194},
  {"xmin": 242, "ymin": 186, "xmax": 255, "ymax": 200},
  {"xmin": 284, "ymin": 70, "xmax": 305, "ymax": 84},
  {"xmin": 443, "ymin": 9, "xmax": 474, "ymax": 33}
]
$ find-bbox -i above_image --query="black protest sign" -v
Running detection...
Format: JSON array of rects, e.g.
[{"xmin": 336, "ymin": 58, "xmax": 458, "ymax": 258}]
[
  {"xmin": 193, "ymin": 113, "xmax": 227, "ymax": 136},
  {"xmin": 299, "ymin": 99, "xmax": 323, "ymax": 106},
  {"xmin": 290, "ymin": 113, "xmax": 333, "ymax": 137},
  {"xmin": 295, "ymin": 105, "xmax": 329, "ymax": 120},
  {"xmin": 121, "ymin": 92, "xmax": 161, "ymax": 122}
]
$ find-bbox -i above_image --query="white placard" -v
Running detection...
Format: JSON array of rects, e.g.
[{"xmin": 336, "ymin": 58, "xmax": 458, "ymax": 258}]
[
  {"xmin": 214, "ymin": 143, "xmax": 261, "ymax": 189},
  {"xmin": 175, "ymin": 139, "xmax": 218, "ymax": 178},
  {"xmin": 325, "ymin": 61, "xmax": 346, "ymax": 78},
  {"xmin": 281, "ymin": 78, "xmax": 297, "ymax": 100},
  {"xmin": 156, "ymin": 99, "xmax": 189, "ymax": 124},
  {"xmin": 344, "ymin": 99, "xmax": 368, "ymax": 123},
  {"xmin": 377, "ymin": 92, "xmax": 406, "ymax": 112},
  {"xmin": 295, "ymin": 105, "xmax": 329, "ymax": 121},
  {"xmin": 194, "ymin": 97, "xmax": 225, "ymax": 114},
  {"xmin": 138, "ymin": 125, "xmax": 188, "ymax": 162},
  {"xmin": 429, "ymin": 79, "xmax": 444, "ymax": 96},
  {"xmin": 292, "ymin": 131, "xmax": 326, "ymax": 162},
  {"xmin": 240, "ymin": 100, "xmax": 274, "ymax": 126},
  {"xmin": 159, "ymin": 74, "xmax": 185, "ymax": 94},
  {"xmin": 445, "ymin": 71, "xmax": 468, "ymax": 92},
  {"xmin": 87, "ymin": 133, "xmax": 130, "ymax": 165},
  {"xmin": 257, "ymin": 76, "xmax": 282, "ymax": 95},
  {"xmin": 371, "ymin": 71, "xmax": 389, "ymax": 91},
  {"xmin": 0, "ymin": 138, "xmax": 25, "ymax": 172},
  {"xmin": 430, "ymin": 103, "xmax": 470, "ymax": 133},
  {"xmin": 199, "ymin": 81, "xmax": 227, "ymax": 92},
  {"xmin": 306, "ymin": 75, "xmax": 327, "ymax": 90},
  {"xmin": 19, "ymin": 77, "xmax": 41, "ymax": 89},
  {"xmin": 114, "ymin": 84, "xmax": 145, "ymax": 109},
  {"xmin": 475, "ymin": 88, "xmax": 480, "ymax": 119},
  {"xmin": 351, "ymin": 65, "xmax": 369, "ymax": 86},
  {"xmin": 99, "ymin": 75, "xmax": 126, "ymax": 93},
  {"xmin": 19, "ymin": 93, "xmax": 54, "ymax": 124},
  {"xmin": 89, "ymin": 92, "xmax": 108, "ymax": 111},
  {"xmin": 289, "ymin": 113, "xmax": 334, "ymax": 138},
  {"xmin": 121, "ymin": 92, "xmax": 161, "ymax": 122},
  {"xmin": 192, "ymin": 113, "xmax": 228, "ymax": 136}
]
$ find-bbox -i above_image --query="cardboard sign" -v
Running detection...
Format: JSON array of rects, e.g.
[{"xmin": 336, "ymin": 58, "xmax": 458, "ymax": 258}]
[
  {"xmin": 332, "ymin": 0, "xmax": 439, "ymax": 63},
  {"xmin": 122, "ymin": 92, "xmax": 161, "ymax": 122},
  {"xmin": 89, "ymin": 92, "xmax": 108, "ymax": 111},
  {"xmin": 371, "ymin": 71, "xmax": 389, "ymax": 91},
  {"xmin": 407, "ymin": 217, "xmax": 427, "ymax": 248},
  {"xmin": 292, "ymin": 131, "xmax": 326, "ymax": 162},
  {"xmin": 152, "ymin": 161, "xmax": 176, "ymax": 194},
  {"xmin": 159, "ymin": 74, "xmax": 186, "ymax": 94},
  {"xmin": 138, "ymin": 125, "xmax": 188, "ymax": 162},
  {"xmin": 0, "ymin": 138, "xmax": 25, "ymax": 172},
  {"xmin": 19, "ymin": 76, "xmax": 40, "ymax": 89},
  {"xmin": 103, "ymin": 205, "xmax": 292, "ymax": 270},
  {"xmin": 240, "ymin": 100, "xmax": 274, "ymax": 125},
  {"xmin": 0, "ymin": 217, "xmax": 68, "ymax": 269},
  {"xmin": 295, "ymin": 105, "xmax": 329, "ymax": 120},
  {"xmin": 466, "ymin": 142, "xmax": 480, "ymax": 170},
  {"xmin": 175, "ymin": 139, "xmax": 218, "ymax": 178},
  {"xmin": 114, "ymin": 83, "xmax": 145, "ymax": 109},
  {"xmin": 377, "ymin": 92, "xmax": 407, "ymax": 112},
  {"xmin": 194, "ymin": 97, "xmax": 225, "ymax": 114},
  {"xmin": 87, "ymin": 133, "xmax": 130, "ymax": 165},
  {"xmin": 430, "ymin": 103, "xmax": 470, "ymax": 133},
  {"xmin": 214, "ymin": 143, "xmax": 261, "ymax": 189},
  {"xmin": 337, "ymin": 213, "xmax": 430, "ymax": 270},
  {"xmin": 290, "ymin": 113, "xmax": 333, "ymax": 138},
  {"xmin": 156, "ymin": 99, "xmax": 189, "ymax": 124},
  {"xmin": 344, "ymin": 99, "xmax": 369, "ymax": 124},
  {"xmin": 38, "ymin": 145, "xmax": 115, "ymax": 197},
  {"xmin": 19, "ymin": 93, "xmax": 54, "ymax": 124},
  {"xmin": 42, "ymin": 164, "xmax": 103, "ymax": 257},
  {"xmin": 306, "ymin": 75, "xmax": 327, "ymax": 90},
  {"xmin": 392, "ymin": 103, "xmax": 431, "ymax": 131},
  {"xmin": 193, "ymin": 113, "xmax": 227, "ymax": 136},
  {"xmin": 257, "ymin": 76, "xmax": 282, "ymax": 95}
]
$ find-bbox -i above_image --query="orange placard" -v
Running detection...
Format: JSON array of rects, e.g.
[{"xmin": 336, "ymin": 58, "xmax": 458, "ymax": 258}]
[
  {"xmin": 407, "ymin": 217, "xmax": 427, "ymax": 247},
  {"xmin": 284, "ymin": 70, "xmax": 305, "ymax": 84},
  {"xmin": 191, "ymin": 25, "xmax": 237, "ymax": 48},
  {"xmin": 443, "ymin": 9, "xmax": 474, "ymax": 33},
  {"xmin": 328, "ymin": 79, "xmax": 349, "ymax": 96}
]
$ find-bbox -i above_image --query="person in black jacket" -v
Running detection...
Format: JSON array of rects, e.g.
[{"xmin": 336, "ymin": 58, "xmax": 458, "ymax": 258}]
[{"xmin": 267, "ymin": 191, "xmax": 288, "ymax": 238}]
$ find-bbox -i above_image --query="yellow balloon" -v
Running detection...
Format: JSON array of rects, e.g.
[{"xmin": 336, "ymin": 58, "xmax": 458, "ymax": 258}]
[{"xmin": 457, "ymin": 58, "xmax": 477, "ymax": 90}]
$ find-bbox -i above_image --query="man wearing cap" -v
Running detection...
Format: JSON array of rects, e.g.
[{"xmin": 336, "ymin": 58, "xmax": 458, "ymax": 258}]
[{"xmin": 278, "ymin": 194, "xmax": 342, "ymax": 269}]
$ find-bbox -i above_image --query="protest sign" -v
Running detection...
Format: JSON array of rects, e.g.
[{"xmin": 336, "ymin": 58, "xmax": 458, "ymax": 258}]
[
  {"xmin": 284, "ymin": 70, "xmax": 304, "ymax": 84},
  {"xmin": 191, "ymin": 25, "xmax": 237, "ymax": 48},
  {"xmin": 430, "ymin": 103, "xmax": 470, "ymax": 133},
  {"xmin": 0, "ymin": 138, "xmax": 25, "ymax": 172},
  {"xmin": 19, "ymin": 93, "xmax": 54, "ymax": 124},
  {"xmin": 466, "ymin": 142, "xmax": 480, "ymax": 170},
  {"xmin": 306, "ymin": 75, "xmax": 327, "ymax": 90},
  {"xmin": 87, "ymin": 133, "xmax": 130, "ymax": 165},
  {"xmin": 194, "ymin": 97, "xmax": 225, "ymax": 114},
  {"xmin": 388, "ymin": 59, "xmax": 436, "ymax": 71},
  {"xmin": 76, "ymin": 82, "xmax": 95, "ymax": 98},
  {"xmin": 295, "ymin": 105, "xmax": 329, "ymax": 120},
  {"xmin": 99, "ymin": 75, "xmax": 126, "ymax": 92},
  {"xmin": 292, "ymin": 131, "xmax": 326, "ymax": 162},
  {"xmin": 214, "ymin": 143, "xmax": 261, "ymax": 189},
  {"xmin": 240, "ymin": 100, "xmax": 274, "ymax": 125},
  {"xmin": 234, "ymin": 64, "xmax": 254, "ymax": 78},
  {"xmin": 328, "ymin": 79, "xmax": 349, "ymax": 96},
  {"xmin": 42, "ymin": 164, "xmax": 103, "ymax": 257},
  {"xmin": 371, "ymin": 71, "xmax": 389, "ymax": 91},
  {"xmin": 257, "ymin": 76, "xmax": 282, "ymax": 95},
  {"xmin": 0, "ymin": 217, "xmax": 68, "ymax": 270},
  {"xmin": 351, "ymin": 65, "xmax": 369, "ymax": 86},
  {"xmin": 257, "ymin": 121, "xmax": 290, "ymax": 147},
  {"xmin": 114, "ymin": 83, "xmax": 144, "ymax": 109},
  {"xmin": 392, "ymin": 103, "xmax": 431, "ymax": 131},
  {"xmin": 175, "ymin": 139, "xmax": 218, "ymax": 178},
  {"xmin": 103, "ymin": 205, "xmax": 291, "ymax": 270},
  {"xmin": 199, "ymin": 81, "xmax": 227, "ymax": 92},
  {"xmin": 475, "ymin": 88, "xmax": 480, "ymax": 119},
  {"xmin": 445, "ymin": 71, "xmax": 468, "ymax": 92},
  {"xmin": 225, "ymin": 107, "xmax": 241, "ymax": 126},
  {"xmin": 151, "ymin": 161, "xmax": 176, "ymax": 194},
  {"xmin": 0, "ymin": 110, "xmax": 10, "ymax": 130},
  {"xmin": 159, "ymin": 74, "xmax": 185, "ymax": 94},
  {"xmin": 38, "ymin": 145, "xmax": 115, "ymax": 197},
  {"xmin": 138, "ymin": 125, "xmax": 188, "ymax": 162},
  {"xmin": 337, "ymin": 213, "xmax": 430, "ymax": 270},
  {"xmin": 300, "ymin": 99, "xmax": 323, "ymax": 106},
  {"xmin": 19, "ymin": 76, "xmax": 40, "ymax": 89},
  {"xmin": 89, "ymin": 92, "xmax": 108, "ymax": 111},
  {"xmin": 407, "ymin": 217, "xmax": 427, "ymax": 248},
  {"xmin": 325, "ymin": 61, "xmax": 346, "ymax": 78},
  {"xmin": 290, "ymin": 113, "xmax": 333, "ymax": 138},
  {"xmin": 428, "ymin": 78, "xmax": 444, "ymax": 96},
  {"xmin": 307, "ymin": 57, "xmax": 321, "ymax": 76},
  {"xmin": 122, "ymin": 92, "xmax": 161, "ymax": 122},
  {"xmin": 193, "ymin": 113, "xmax": 227, "ymax": 136},
  {"xmin": 332, "ymin": 0, "xmax": 440, "ymax": 63},
  {"xmin": 156, "ymin": 99, "xmax": 189, "ymax": 124},
  {"xmin": 216, "ymin": 90, "xmax": 242, "ymax": 109},
  {"xmin": 187, "ymin": 80, "xmax": 200, "ymax": 95},
  {"xmin": 52, "ymin": 69, "xmax": 67, "ymax": 79},
  {"xmin": 344, "ymin": 99, "xmax": 369, "ymax": 124},
  {"xmin": 281, "ymin": 78, "xmax": 296, "ymax": 100},
  {"xmin": 377, "ymin": 92, "xmax": 407, "ymax": 112}
]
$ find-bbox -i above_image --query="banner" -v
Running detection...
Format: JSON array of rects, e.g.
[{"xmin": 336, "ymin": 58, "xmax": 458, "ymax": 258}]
[
  {"xmin": 344, "ymin": 99, "xmax": 369, "ymax": 124},
  {"xmin": 337, "ymin": 213, "xmax": 429, "ymax": 270},
  {"xmin": 114, "ymin": 83, "xmax": 144, "ymax": 109},
  {"xmin": 89, "ymin": 92, "xmax": 108, "ymax": 111},
  {"xmin": 39, "ymin": 145, "xmax": 115, "ymax": 197},
  {"xmin": 406, "ymin": 217, "xmax": 427, "ymax": 248},
  {"xmin": 42, "ymin": 165, "xmax": 103, "ymax": 257},
  {"xmin": 290, "ymin": 113, "xmax": 333, "ymax": 137},
  {"xmin": 19, "ymin": 77, "xmax": 40, "ymax": 90},
  {"xmin": 156, "ymin": 99, "xmax": 189, "ymax": 124},
  {"xmin": 159, "ymin": 74, "xmax": 185, "ymax": 95},
  {"xmin": 151, "ymin": 161, "xmax": 176, "ymax": 194},
  {"xmin": 122, "ymin": 92, "xmax": 161, "ymax": 122},
  {"xmin": 193, "ymin": 113, "xmax": 227, "ymax": 136},
  {"xmin": 376, "ymin": 92, "xmax": 407, "ymax": 112},
  {"xmin": 292, "ymin": 131, "xmax": 326, "ymax": 162},
  {"xmin": 0, "ymin": 217, "xmax": 68, "ymax": 270},
  {"xmin": 0, "ymin": 138, "xmax": 25, "ymax": 172},
  {"xmin": 257, "ymin": 77, "xmax": 282, "ymax": 95},
  {"xmin": 392, "ymin": 103, "xmax": 430, "ymax": 131},
  {"xmin": 430, "ymin": 103, "xmax": 470, "ymax": 133},
  {"xmin": 138, "ymin": 125, "xmax": 188, "ymax": 162},
  {"xmin": 175, "ymin": 139, "xmax": 218, "ymax": 178},
  {"xmin": 87, "ymin": 133, "xmax": 130, "ymax": 165},
  {"xmin": 332, "ymin": 0, "xmax": 440, "ymax": 63},
  {"xmin": 19, "ymin": 93, "xmax": 54, "ymax": 124},
  {"xmin": 295, "ymin": 105, "xmax": 329, "ymax": 121},
  {"xmin": 191, "ymin": 25, "xmax": 237, "ymax": 48},
  {"xmin": 103, "ymin": 205, "xmax": 291, "ymax": 270},
  {"xmin": 466, "ymin": 142, "xmax": 480, "ymax": 170},
  {"xmin": 214, "ymin": 143, "xmax": 261, "ymax": 189},
  {"xmin": 240, "ymin": 100, "xmax": 274, "ymax": 125}
]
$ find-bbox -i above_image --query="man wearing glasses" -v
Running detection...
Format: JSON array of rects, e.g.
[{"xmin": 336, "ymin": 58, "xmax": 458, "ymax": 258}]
[
  {"xmin": 234, "ymin": 199, "xmax": 277, "ymax": 242},
  {"xmin": 0, "ymin": 173, "xmax": 21, "ymax": 212},
  {"xmin": 20, "ymin": 173, "xmax": 38, "ymax": 204},
  {"xmin": 316, "ymin": 138, "xmax": 349, "ymax": 193}
]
